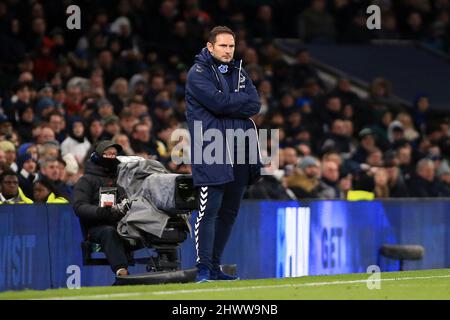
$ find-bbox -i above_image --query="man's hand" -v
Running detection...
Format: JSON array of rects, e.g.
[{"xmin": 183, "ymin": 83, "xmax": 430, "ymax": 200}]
[
  {"xmin": 112, "ymin": 198, "xmax": 131, "ymax": 216},
  {"xmin": 97, "ymin": 200, "xmax": 129, "ymax": 224}
]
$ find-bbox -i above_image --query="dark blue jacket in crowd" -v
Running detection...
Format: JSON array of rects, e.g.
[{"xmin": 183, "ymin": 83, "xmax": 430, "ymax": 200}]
[{"xmin": 185, "ymin": 47, "xmax": 262, "ymax": 186}]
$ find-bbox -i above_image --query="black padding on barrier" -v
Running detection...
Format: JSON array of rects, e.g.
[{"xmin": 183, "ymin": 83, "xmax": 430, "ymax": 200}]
[
  {"xmin": 380, "ymin": 244, "xmax": 425, "ymax": 260},
  {"xmin": 114, "ymin": 268, "xmax": 197, "ymax": 285},
  {"xmin": 114, "ymin": 264, "xmax": 238, "ymax": 285}
]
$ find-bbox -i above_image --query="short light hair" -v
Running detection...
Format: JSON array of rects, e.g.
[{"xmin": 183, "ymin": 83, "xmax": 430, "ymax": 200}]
[
  {"xmin": 416, "ymin": 158, "xmax": 434, "ymax": 173},
  {"xmin": 39, "ymin": 157, "xmax": 59, "ymax": 169}
]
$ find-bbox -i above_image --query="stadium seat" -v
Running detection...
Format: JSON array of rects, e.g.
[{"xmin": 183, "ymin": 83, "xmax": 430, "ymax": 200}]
[
  {"xmin": 80, "ymin": 216, "xmax": 189, "ymax": 272},
  {"xmin": 80, "ymin": 239, "xmax": 148, "ymax": 267}
]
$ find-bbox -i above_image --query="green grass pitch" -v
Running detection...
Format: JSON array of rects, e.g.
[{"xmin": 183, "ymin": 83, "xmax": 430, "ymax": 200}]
[{"xmin": 0, "ymin": 269, "xmax": 449, "ymax": 300}]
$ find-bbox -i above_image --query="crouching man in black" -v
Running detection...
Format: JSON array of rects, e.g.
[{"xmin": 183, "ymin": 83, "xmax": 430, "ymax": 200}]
[{"xmin": 73, "ymin": 140, "xmax": 130, "ymax": 277}]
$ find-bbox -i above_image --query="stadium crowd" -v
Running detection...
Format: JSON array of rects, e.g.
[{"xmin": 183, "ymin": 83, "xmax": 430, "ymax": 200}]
[{"xmin": 0, "ymin": 0, "xmax": 450, "ymax": 203}]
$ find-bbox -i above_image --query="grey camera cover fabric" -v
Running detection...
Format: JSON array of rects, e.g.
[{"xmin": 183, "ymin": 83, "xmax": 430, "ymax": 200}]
[{"xmin": 116, "ymin": 158, "xmax": 191, "ymax": 240}]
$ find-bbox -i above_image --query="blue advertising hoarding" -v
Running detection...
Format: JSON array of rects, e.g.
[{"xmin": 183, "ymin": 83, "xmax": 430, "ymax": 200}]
[
  {"xmin": 0, "ymin": 200, "xmax": 449, "ymax": 291},
  {"xmin": 0, "ymin": 205, "xmax": 51, "ymax": 291}
]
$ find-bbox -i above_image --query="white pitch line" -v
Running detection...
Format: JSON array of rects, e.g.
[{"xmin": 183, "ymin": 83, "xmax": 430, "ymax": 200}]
[
  {"xmin": 36, "ymin": 274, "xmax": 450, "ymax": 300},
  {"xmin": 153, "ymin": 274, "xmax": 450, "ymax": 295}
]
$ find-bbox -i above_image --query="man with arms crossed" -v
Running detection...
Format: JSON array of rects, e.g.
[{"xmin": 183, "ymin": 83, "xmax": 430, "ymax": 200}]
[{"xmin": 185, "ymin": 26, "xmax": 262, "ymax": 282}]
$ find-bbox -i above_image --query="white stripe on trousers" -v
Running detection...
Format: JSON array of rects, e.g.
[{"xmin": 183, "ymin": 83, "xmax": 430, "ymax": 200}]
[{"xmin": 195, "ymin": 186, "xmax": 208, "ymax": 263}]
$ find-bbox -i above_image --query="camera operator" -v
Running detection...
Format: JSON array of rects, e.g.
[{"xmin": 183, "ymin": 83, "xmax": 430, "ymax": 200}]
[{"xmin": 73, "ymin": 140, "xmax": 130, "ymax": 277}]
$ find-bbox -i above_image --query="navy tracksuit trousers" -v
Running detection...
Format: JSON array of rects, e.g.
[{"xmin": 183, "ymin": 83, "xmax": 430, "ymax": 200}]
[{"xmin": 195, "ymin": 164, "xmax": 249, "ymax": 271}]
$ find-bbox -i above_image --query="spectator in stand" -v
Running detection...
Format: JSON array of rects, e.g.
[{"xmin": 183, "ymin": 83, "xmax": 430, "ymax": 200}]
[
  {"xmin": 409, "ymin": 158, "xmax": 442, "ymax": 197},
  {"xmin": 436, "ymin": 165, "xmax": 450, "ymax": 196},
  {"xmin": 402, "ymin": 11, "xmax": 427, "ymax": 40},
  {"xmin": 0, "ymin": 150, "xmax": 9, "ymax": 174},
  {"xmin": 145, "ymin": 74, "xmax": 165, "ymax": 107},
  {"xmin": 251, "ymin": 5, "xmax": 278, "ymax": 40},
  {"xmin": 17, "ymin": 143, "xmax": 38, "ymax": 160},
  {"xmin": 117, "ymin": 108, "xmax": 138, "ymax": 134},
  {"xmin": 373, "ymin": 168, "xmax": 390, "ymax": 198},
  {"xmin": 387, "ymin": 120, "xmax": 406, "ymax": 146},
  {"xmin": 17, "ymin": 152, "xmax": 39, "ymax": 199},
  {"xmin": 341, "ymin": 9, "xmax": 374, "ymax": 43},
  {"xmin": 127, "ymin": 95, "xmax": 149, "ymax": 119},
  {"xmin": 0, "ymin": 115, "xmax": 14, "ymax": 141},
  {"xmin": 283, "ymin": 147, "xmax": 300, "ymax": 174},
  {"xmin": 33, "ymin": 37, "xmax": 57, "ymax": 83},
  {"xmin": 64, "ymin": 82, "xmax": 83, "ymax": 116},
  {"xmin": 298, "ymin": 0, "xmax": 336, "ymax": 43},
  {"xmin": 366, "ymin": 147, "xmax": 384, "ymax": 168},
  {"xmin": 0, "ymin": 140, "xmax": 17, "ymax": 172},
  {"xmin": 97, "ymin": 98, "xmax": 116, "ymax": 119},
  {"xmin": 396, "ymin": 142, "xmax": 415, "ymax": 182},
  {"xmin": 35, "ymin": 97, "xmax": 57, "ymax": 122},
  {"xmin": 100, "ymin": 115, "xmax": 121, "ymax": 141},
  {"xmin": 33, "ymin": 175, "xmax": 69, "ymax": 203},
  {"xmin": 61, "ymin": 117, "xmax": 91, "ymax": 164},
  {"xmin": 290, "ymin": 48, "xmax": 324, "ymax": 89},
  {"xmin": 286, "ymin": 155, "xmax": 321, "ymax": 199},
  {"xmin": 112, "ymin": 133, "xmax": 134, "ymax": 156},
  {"xmin": 383, "ymin": 152, "xmax": 410, "ymax": 197},
  {"xmin": 36, "ymin": 125, "xmax": 56, "ymax": 145},
  {"xmin": 277, "ymin": 92, "xmax": 296, "ymax": 118},
  {"xmin": 6, "ymin": 82, "xmax": 32, "ymax": 123},
  {"xmin": 97, "ymin": 49, "xmax": 126, "ymax": 89},
  {"xmin": 39, "ymin": 157, "xmax": 70, "ymax": 200},
  {"xmin": 62, "ymin": 153, "xmax": 81, "ymax": 195},
  {"xmin": 0, "ymin": 171, "xmax": 33, "ymax": 204},
  {"xmin": 16, "ymin": 105, "xmax": 35, "ymax": 143},
  {"xmin": 319, "ymin": 95, "xmax": 343, "ymax": 130},
  {"xmin": 320, "ymin": 118, "xmax": 352, "ymax": 155},
  {"xmin": 245, "ymin": 171, "xmax": 294, "ymax": 200},
  {"xmin": 426, "ymin": 123, "xmax": 447, "ymax": 152},
  {"xmin": 39, "ymin": 140, "xmax": 60, "ymax": 160},
  {"xmin": 368, "ymin": 77, "xmax": 401, "ymax": 112},
  {"xmin": 47, "ymin": 111, "xmax": 66, "ymax": 143},
  {"xmin": 243, "ymin": 47, "xmax": 264, "ymax": 81},
  {"xmin": 377, "ymin": 11, "xmax": 401, "ymax": 40},
  {"xmin": 318, "ymin": 160, "xmax": 340, "ymax": 199},
  {"xmin": 257, "ymin": 80, "xmax": 277, "ymax": 114},
  {"xmin": 108, "ymin": 78, "xmax": 129, "ymax": 115},
  {"xmin": 130, "ymin": 122, "xmax": 166, "ymax": 159},
  {"xmin": 396, "ymin": 111, "xmax": 420, "ymax": 142},
  {"xmin": 322, "ymin": 150, "xmax": 343, "ymax": 168},
  {"xmin": 338, "ymin": 170, "xmax": 353, "ymax": 199},
  {"xmin": 352, "ymin": 128, "xmax": 378, "ymax": 164},
  {"xmin": 330, "ymin": 77, "xmax": 360, "ymax": 107},
  {"xmin": 353, "ymin": 147, "xmax": 383, "ymax": 191},
  {"xmin": 302, "ymin": 78, "xmax": 325, "ymax": 103},
  {"xmin": 414, "ymin": 94, "xmax": 433, "ymax": 134},
  {"xmin": 87, "ymin": 118, "xmax": 104, "ymax": 145}
]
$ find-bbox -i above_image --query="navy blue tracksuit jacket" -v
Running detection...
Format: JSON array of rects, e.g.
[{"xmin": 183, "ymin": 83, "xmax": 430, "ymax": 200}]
[
  {"xmin": 185, "ymin": 47, "xmax": 262, "ymax": 187},
  {"xmin": 185, "ymin": 47, "xmax": 263, "ymax": 272}
]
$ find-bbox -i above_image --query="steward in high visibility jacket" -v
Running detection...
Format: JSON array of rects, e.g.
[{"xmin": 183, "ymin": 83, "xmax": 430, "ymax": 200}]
[
  {"xmin": 33, "ymin": 175, "xmax": 69, "ymax": 204},
  {"xmin": 46, "ymin": 192, "xmax": 69, "ymax": 204},
  {"xmin": 0, "ymin": 171, "xmax": 34, "ymax": 204},
  {"xmin": 346, "ymin": 190, "xmax": 375, "ymax": 201}
]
